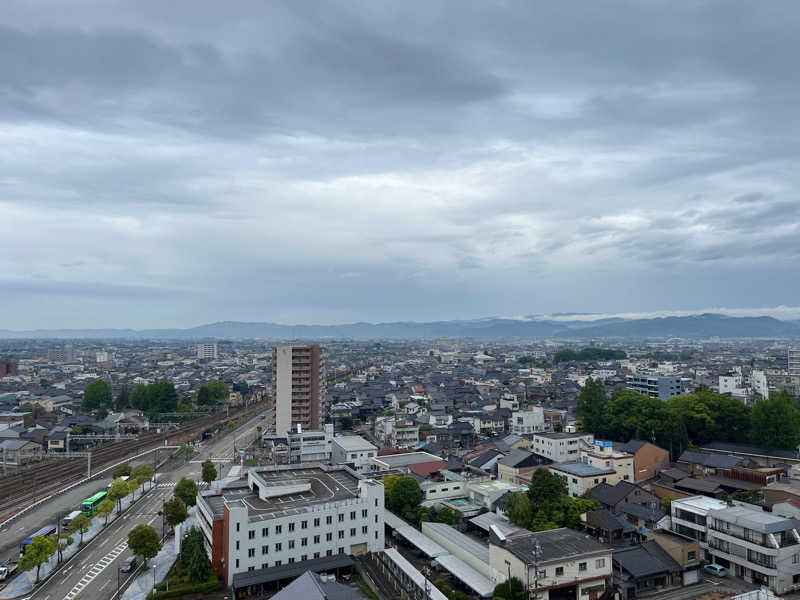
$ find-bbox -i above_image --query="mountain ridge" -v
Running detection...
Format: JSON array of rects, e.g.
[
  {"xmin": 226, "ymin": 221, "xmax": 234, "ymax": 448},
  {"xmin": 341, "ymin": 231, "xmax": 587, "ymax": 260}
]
[{"xmin": 1, "ymin": 313, "xmax": 799, "ymax": 340}]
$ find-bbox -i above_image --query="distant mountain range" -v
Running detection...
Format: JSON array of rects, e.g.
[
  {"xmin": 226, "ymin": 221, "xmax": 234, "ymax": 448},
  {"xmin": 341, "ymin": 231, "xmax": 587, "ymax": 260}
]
[{"xmin": 2, "ymin": 313, "xmax": 800, "ymax": 340}]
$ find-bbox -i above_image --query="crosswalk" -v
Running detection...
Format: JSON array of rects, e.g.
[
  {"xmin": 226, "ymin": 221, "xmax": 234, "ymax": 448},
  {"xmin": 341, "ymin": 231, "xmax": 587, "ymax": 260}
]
[
  {"xmin": 63, "ymin": 541, "xmax": 127, "ymax": 600},
  {"xmin": 157, "ymin": 481, "xmax": 209, "ymax": 488}
]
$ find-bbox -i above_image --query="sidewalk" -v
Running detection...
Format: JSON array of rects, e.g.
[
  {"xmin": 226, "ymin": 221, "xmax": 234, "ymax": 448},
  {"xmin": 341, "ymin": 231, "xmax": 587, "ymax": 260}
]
[
  {"xmin": 0, "ymin": 482, "xmax": 153, "ymax": 599},
  {"xmin": 121, "ymin": 507, "xmax": 198, "ymax": 600}
]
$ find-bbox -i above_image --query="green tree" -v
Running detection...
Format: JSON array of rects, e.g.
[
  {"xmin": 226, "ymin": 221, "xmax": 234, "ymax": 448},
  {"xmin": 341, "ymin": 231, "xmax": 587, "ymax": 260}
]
[
  {"xmin": 527, "ymin": 469, "xmax": 567, "ymax": 511},
  {"xmin": 113, "ymin": 463, "xmax": 132, "ymax": 478},
  {"xmin": 68, "ymin": 513, "xmax": 92, "ymax": 545},
  {"xmin": 661, "ymin": 497, "xmax": 672, "ymax": 514},
  {"xmin": 493, "ymin": 576, "xmax": 526, "ymax": 600},
  {"xmin": 181, "ymin": 527, "xmax": 210, "ymax": 583},
  {"xmin": 384, "ymin": 476, "xmax": 423, "ymax": 515},
  {"xmin": 174, "ymin": 477, "xmax": 199, "ymax": 507},
  {"xmin": 128, "ymin": 524, "xmax": 161, "ymax": 569},
  {"xmin": 82, "ymin": 379, "xmax": 112, "ymax": 412},
  {"xmin": 131, "ymin": 463, "xmax": 155, "ymax": 491},
  {"xmin": 750, "ymin": 391, "xmax": 800, "ymax": 449},
  {"xmin": 114, "ymin": 385, "xmax": 131, "ymax": 411},
  {"xmin": 108, "ymin": 477, "xmax": 131, "ymax": 513},
  {"xmin": 164, "ymin": 497, "xmax": 188, "ymax": 532},
  {"xmin": 97, "ymin": 498, "xmax": 115, "ymax": 526},
  {"xmin": 127, "ymin": 478, "xmax": 140, "ymax": 501},
  {"xmin": 339, "ymin": 416, "xmax": 353, "ymax": 430},
  {"xmin": 436, "ymin": 506, "xmax": 456, "ymax": 525},
  {"xmin": 131, "ymin": 383, "xmax": 152, "ymax": 411},
  {"xmin": 201, "ymin": 460, "xmax": 217, "ymax": 485},
  {"xmin": 56, "ymin": 533, "xmax": 74, "ymax": 563},
  {"xmin": 381, "ymin": 475, "xmax": 400, "ymax": 499},
  {"xmin": 530, "ymin": 509, "xmax": 558, "ymax": 532},
  {"xmin": 505, "ymin": 493, "xmax": 533, "ymax": 528},
  {"xmin": 19, "ymin": 535, "xmax": 56, "ymax": 583},
  {"xmin": 577, "ymin": 378, "xmax": 607, "ymax": 435},
  {"xmin": 195, "ymin": 381, "xmax": 228, "ymax": 406}
]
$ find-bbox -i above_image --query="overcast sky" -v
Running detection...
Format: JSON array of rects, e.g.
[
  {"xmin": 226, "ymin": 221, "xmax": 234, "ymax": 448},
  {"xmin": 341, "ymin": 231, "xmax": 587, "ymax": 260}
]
[{"xmin": 2, "ymin": 1, "xmax": 800, "ymax": 329}]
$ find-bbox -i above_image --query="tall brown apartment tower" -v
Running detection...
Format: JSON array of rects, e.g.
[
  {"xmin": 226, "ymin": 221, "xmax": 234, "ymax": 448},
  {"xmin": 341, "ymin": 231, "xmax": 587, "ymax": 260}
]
[{"xmin": 271, "ymin": 344, "xmax": 326, "ymax": 436}]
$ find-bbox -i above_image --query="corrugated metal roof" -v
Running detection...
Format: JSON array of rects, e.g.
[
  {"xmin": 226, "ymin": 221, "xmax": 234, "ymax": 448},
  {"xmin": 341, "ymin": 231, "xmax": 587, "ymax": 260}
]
[{"xmin": 436, "ymin": 554, "xmax": 495, "ymax": 598}]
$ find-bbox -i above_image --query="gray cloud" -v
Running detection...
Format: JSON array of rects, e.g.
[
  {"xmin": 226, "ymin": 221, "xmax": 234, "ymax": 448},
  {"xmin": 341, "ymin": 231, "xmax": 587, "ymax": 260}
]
[{"xmin": 1, "ymin": 1, "xmax": 799, "ymax": 328}]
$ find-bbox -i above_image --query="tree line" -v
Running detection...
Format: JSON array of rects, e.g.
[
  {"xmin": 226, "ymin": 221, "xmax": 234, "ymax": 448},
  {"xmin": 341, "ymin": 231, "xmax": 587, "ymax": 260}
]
[
  {"xmin": 553, "ymin": 347, "xmax": 627, "ymax": 364},
  {"xmin": 578, "ymin": 378, "xmax": 800, "ymax": 454}
]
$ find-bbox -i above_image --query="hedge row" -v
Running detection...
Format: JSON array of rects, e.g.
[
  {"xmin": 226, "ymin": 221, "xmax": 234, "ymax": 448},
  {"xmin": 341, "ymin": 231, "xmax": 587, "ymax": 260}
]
[{"xmin": 146, "ymin": 574, "xmax": 219, "ymax": 600}]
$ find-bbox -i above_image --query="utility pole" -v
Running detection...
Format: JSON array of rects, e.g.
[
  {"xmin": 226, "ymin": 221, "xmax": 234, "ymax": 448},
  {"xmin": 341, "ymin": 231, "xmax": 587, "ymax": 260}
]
[
  {"xmin": 530, "ymin": 539, "xmax": 542, "ymax": 600},
  {"xmin": 87, "ymin": 451, "xmax": 92, "ymax": 478}
]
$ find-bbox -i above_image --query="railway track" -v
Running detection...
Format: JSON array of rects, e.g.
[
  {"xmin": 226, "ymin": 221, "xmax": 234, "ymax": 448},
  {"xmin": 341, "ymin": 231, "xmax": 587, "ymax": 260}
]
[{"xmin": 0, "ymin": 403, "xmax": 264, "ymax": 522}]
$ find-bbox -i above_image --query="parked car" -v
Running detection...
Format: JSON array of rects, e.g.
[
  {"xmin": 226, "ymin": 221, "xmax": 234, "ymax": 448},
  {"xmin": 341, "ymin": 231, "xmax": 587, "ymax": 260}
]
[
  {"xmin": 120, "ymin": 556, "xmax": 138, "ymax": 573},
  {"xmin": 703, "ymin": 563, "xmax": 727, "ymax": 577}
]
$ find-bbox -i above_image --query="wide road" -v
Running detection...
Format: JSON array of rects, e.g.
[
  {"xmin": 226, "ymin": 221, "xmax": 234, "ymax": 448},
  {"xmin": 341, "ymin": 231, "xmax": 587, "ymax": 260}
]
[{"xmin": 26, "ymin": 406, "xmax": 270, "ymax": 600}]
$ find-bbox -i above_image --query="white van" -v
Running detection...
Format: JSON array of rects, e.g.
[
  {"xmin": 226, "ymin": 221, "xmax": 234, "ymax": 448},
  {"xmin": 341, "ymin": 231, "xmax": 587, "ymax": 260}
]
[{"xmin": 62, "ymin": 510, "xmax": 82, "ymax": 529}]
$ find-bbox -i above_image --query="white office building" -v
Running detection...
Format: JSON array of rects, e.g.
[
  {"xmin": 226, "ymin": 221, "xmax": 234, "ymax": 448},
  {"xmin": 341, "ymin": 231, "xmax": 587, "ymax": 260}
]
[
  {"xmin": 286, "ymin": 424, "xmax": 334, "ymax": 463},
  {"xmin": 789, "ymin": 348, "xmax": 800, "ymax": 377},
  {"xmin": 511, "ymin": 407, "xmax": 546, "ymax": 436},
  {"xmin": 331, "ymin": 436, "xmax": 378, "ymax": 473},
  {"xmin": 197, "ymin": 343, "xmax": 218, "ymax": 360},
  {"xmin": 197, "ymin": 465, "xmax": 385, "ymax": 586},
  {"xmin": 532, "ymin": 432, "xmax": 594, "ymax": 463}
]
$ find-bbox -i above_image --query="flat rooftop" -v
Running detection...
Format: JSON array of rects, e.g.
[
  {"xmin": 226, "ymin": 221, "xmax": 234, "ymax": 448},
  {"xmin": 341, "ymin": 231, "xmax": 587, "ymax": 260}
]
[
  {"xmin": 536, "ymin": 432, "xmax": 591, "ymax": 439},
  {"xmin": 674, "ymin": 495, "xmax": 728, "ymax": 512},
  {"xmin": 374, "ymin": 452, "xmax": 443, "ymax": 468},
  {"xmin": 203, "ymin": 467, "xmax": 362, "ymax": 523},
  {"xmin": 550, "ymin": 462, "xmax": 615, "ymax": 477},
  {"xmin": 333, "ymin": 435, "xmax": 376, "ymax": 451}
]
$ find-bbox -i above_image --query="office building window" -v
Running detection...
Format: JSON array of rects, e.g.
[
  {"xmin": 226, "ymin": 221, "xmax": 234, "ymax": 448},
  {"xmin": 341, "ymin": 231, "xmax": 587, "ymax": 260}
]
[
  {"xmin": 248, "ymin": 531, "xmax": 255, "ymax": 540},
  {"xmin": 579, "ymin": 562, "xmax": 587, "ymax": 572},
  {"xmin": 262, "ymin": 545, "xmax": 268, "ymax": 555},
  {"xmin": 248, "ymin": 548, "xmax": 255, "ymax": 557},
  {"xmin": 326, "ymin": 533, "xmax": 332, "ymax": 541}
]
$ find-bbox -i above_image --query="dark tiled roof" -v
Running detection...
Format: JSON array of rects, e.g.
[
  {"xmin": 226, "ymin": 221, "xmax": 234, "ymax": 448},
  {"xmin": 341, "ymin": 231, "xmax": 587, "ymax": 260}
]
[
  {"xmin": 678, "ymin": 450, "xmax": 741, "ymax": 469},
  {"xmin": 590, "ymin": 481, "xmax": 639, "ymax": 507},
  {"xmin": 701, "ymin": 441, "xmax": 800, "ymax": 461},
  {"xmin": 620, "ymin": 440, "xmax": 648, "ymax": 453},
  {"xmin": 613, "ymin": 545, "xmax": 675, "ymax": 578},
  {"xmin": 503, "ymin": 528, "xmax": 608, "ymax": 564},
  {"xmin": 619, "ymin": 503, "xmax": 665, "ymax": 522},
  {"xmin": 499, "ymin": 449, "xmax": 538, "ymax": 468}
]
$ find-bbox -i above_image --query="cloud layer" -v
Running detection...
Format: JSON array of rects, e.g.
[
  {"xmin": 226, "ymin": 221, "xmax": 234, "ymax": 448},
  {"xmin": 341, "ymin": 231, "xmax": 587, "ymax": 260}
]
[{"xmin": 1, "ymin": 1, "xmax": 799, "ymax": 328}]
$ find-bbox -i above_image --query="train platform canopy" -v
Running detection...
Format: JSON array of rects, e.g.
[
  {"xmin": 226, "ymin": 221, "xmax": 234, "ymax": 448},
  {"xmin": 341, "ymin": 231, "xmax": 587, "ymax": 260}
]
[
  {"xmin": 435, "ymin": 554, "xmax": 495, "ymax": 598},
  {"xmin": 469, "ymin": 512, "xmax": 525, "ymax": 537}
]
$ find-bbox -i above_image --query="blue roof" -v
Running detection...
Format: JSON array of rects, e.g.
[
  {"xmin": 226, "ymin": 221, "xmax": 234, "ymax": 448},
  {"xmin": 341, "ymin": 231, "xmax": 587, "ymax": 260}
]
[{"xmin": 550, "ymin": 462, "xmax": 615, "ymax": 477}]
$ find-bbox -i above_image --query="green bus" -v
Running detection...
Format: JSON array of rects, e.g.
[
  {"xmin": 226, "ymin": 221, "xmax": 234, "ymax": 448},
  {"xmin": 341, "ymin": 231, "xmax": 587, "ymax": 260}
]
[{"xmin": 81, "ymin": 491, "xmax": 108, "ymax": 516}]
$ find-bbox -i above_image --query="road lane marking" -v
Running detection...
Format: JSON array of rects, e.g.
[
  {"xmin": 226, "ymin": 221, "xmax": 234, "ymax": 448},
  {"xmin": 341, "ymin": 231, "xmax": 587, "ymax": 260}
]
[{"xmin": 63, "ymin": 542, "xmax": 127, "ymax": 600}]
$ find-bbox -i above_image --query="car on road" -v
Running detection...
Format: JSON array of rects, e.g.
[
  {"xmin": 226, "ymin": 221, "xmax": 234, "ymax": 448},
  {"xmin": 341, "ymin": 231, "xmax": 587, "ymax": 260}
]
[
  {"xmin": 703, "ymin": 563, "xmax": 727, "ymax": 577},
  {"xmin": 120, "ymin": 556, "xmax": 138, "ymax": 573}
]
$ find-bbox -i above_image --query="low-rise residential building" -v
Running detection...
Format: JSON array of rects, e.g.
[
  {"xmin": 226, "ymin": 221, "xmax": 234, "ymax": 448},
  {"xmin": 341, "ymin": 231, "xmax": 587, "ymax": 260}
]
[
  {"xmin": 626, "ymin": 374, "xmax": 684, "ymax": 400},
  {"xmin": 549, "ymin": 462, "xmax": 616, "ymax": 498},
  {"xmin": 581, "ymin": 441, "xmax": 634, "ymax": 483},
  {"xmin": 489, "ymin": 528, "xmax": 612, "ymax": 600},
  {"xmin": 497, "ymin": 450, "xmax": 541, "ymax": 485},
  {"xmin": 331, "ymin": 436, "xmax": 377, "ymax": 473},
  {"xmin": 511, "ymin": 407, "xmax": 546, "ymax": 437},
  {"xmin": 196, "ymin": 465, "xmax": 385, "ymax": 586},
  {"xmin": 706, "ymin": 505, "xmax": 800, "ymax": 593},
  {"xmin": 532, "ymin": 432, "xmax": 594, "ymax": 463},
  {"xmin": 619, "ymin": 440, "xmax": 670, "ymax": 482}
]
